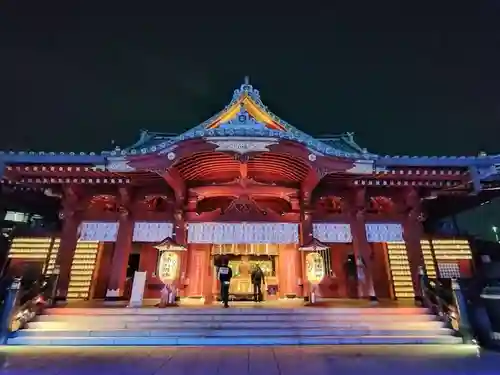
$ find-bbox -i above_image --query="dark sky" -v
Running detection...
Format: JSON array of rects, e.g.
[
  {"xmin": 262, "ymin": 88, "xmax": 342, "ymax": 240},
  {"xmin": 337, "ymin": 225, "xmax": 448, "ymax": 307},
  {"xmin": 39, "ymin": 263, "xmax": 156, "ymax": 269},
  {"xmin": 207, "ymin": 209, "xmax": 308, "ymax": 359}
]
[
  {"xmin": 1, "ymin": 2, "xmax": 499, "ymax": 156},
  {"xmin": 0, "ymin": 2, "xmax": 500, "ymax": 238}
]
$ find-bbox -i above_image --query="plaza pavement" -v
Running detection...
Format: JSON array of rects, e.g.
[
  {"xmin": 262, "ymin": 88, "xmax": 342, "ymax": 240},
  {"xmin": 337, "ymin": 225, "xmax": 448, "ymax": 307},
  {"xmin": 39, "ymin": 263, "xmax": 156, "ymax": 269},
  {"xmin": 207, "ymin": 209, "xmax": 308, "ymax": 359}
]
[{"xmin": 0, "ymin": 345, "xmax": 498, "ymax": 375}]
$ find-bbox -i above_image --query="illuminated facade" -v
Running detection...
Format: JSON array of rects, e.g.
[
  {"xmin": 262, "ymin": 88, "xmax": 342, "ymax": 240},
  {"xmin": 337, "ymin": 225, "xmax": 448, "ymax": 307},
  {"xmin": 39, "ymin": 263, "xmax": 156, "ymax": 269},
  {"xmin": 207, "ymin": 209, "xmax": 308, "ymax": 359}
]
[{"xmin": 2, "ymin": 79, "xmax": 498, "ymax": 302}]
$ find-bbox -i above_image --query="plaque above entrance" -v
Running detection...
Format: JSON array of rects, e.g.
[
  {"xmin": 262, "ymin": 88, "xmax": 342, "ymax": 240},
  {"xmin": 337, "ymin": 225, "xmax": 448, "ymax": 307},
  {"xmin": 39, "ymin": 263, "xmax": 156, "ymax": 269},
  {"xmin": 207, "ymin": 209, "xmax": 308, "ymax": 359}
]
[
  {"xmin": 206, "ymin": 137, "xmax": 278, "ymax": 155},
  {"xmin": 187, "ymin": 222, "xmax": 299, "ymax": 244}
]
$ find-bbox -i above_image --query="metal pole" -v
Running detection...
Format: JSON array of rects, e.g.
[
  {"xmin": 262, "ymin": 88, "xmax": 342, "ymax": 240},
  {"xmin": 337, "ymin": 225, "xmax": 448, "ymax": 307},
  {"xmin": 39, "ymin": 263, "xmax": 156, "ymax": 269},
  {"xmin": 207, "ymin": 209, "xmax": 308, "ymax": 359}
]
[
  {"xmin": 0, "ymin": 277, "xmax": 22, "ymax": 344},
  {"xmin": 451, "ymin": 278, "xmax": 474, "ymax": 344}
]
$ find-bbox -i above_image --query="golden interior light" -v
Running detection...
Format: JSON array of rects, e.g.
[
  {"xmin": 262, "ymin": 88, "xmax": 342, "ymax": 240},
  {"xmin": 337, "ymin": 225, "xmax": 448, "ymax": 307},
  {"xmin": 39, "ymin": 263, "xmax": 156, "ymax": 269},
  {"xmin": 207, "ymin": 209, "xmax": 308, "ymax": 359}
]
[
  {"xmin": 420, "ymin": 239, "xmax": 437, "ymax": 278},
  {"xmin": 8, "ymin": 237, "xmax": 60, "ymax": 275},
  {"xmin": 431, "ymin": 239, "xmax": 472, "ymax": 261},
  {"xmin": 67, "ymin": 241, "xmax": 99, "ymax": 300},
  {"xmin": 386, "ymin": 242, "xmax": 415, "ymax": 299}
]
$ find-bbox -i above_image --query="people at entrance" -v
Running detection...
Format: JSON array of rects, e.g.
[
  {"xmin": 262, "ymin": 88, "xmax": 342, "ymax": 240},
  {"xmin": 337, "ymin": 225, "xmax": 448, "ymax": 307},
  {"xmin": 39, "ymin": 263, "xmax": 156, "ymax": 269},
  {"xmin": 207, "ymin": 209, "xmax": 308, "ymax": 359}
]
[
  {"xmin": 344, "ymin": 253, "xmax": 377, "ymax": 301},
  {"xmin": 344, "ymin": 253, "xmax": 357, "ymax": 297},
  {"xmin": 356, "ymin": 255, "xmax": 366, "ymax": 298},
  {"xmin": 217, "ymin": 258, "xmax": 233, "ymax": 308},
  {"xmin": 251, "ymin": 265, "xmax": 265, "ymax": 302},
  {"xmin": 345, "ymin": 252, "xmax": 373, "ymax": 299}
]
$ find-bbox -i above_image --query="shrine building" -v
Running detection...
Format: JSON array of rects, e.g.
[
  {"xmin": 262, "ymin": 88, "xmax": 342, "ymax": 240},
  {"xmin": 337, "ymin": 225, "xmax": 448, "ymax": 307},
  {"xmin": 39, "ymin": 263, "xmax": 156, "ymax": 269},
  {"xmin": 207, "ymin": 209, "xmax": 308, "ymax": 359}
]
[{"xmin": 2, "ymin": 79, "xmax": 500, "ymax": 303}]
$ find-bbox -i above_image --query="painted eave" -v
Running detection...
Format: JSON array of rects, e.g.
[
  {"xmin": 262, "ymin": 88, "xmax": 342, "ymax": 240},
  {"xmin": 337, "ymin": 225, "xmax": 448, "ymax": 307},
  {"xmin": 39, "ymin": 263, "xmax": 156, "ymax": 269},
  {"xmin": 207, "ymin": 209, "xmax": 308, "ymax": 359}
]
[
  {"xmin": 0, "ymin": 151, "xmax": 106, "ymax": 165},
  {"xmin": 375, "ymin": 154, "xmax": 500, "ymax": 167}
]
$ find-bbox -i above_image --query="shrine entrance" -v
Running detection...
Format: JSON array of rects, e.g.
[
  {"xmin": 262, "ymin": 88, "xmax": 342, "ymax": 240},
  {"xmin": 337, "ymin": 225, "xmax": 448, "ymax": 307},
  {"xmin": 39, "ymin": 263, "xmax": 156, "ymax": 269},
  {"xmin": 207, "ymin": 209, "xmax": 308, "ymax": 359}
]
[{"xmin": 212, "ymin": 244, "xmax": 279, "ymax": 301}]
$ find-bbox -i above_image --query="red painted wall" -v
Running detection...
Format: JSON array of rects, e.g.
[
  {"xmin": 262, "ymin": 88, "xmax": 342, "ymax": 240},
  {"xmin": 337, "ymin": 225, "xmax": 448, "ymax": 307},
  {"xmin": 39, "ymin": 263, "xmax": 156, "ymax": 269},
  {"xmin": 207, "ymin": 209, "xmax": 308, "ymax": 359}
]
[
  {"xmin": 315, "ymin": 244, "xmax": 351, "ymax": 298},
  {"xmin": 458, "ymin": 260, "xmax": 473, "ymax": 278},
  {"xmin": 186, "ymin": 244, "xmax": 211, "ymax": 298},
  {"xmin": 138, "ymin": 244, "xmax": 163, "ymax": 299}
]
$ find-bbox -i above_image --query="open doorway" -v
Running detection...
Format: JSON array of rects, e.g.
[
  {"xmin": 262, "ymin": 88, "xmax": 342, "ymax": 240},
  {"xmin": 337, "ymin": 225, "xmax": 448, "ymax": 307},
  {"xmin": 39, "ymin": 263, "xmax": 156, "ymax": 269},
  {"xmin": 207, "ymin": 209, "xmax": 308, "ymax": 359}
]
[
  {"xmin": 123, "ymin": 253, "xmax": 140, "ymax": 299},
  {"xmin": 127, "ymin": 253, "xmax": 140, "ymax": 278}
]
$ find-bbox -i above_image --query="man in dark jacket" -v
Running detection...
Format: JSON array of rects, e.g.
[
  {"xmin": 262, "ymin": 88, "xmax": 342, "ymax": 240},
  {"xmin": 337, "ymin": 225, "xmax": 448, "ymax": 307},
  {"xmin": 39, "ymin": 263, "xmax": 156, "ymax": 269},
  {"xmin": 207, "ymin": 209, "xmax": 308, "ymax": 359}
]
[
  {"xmin": 251, "ymin": 265, "xmax": 265, "ymax": 302},
  {"xmin": 217, "ymin": 258, "xmax": 233, "ymax": 308}
]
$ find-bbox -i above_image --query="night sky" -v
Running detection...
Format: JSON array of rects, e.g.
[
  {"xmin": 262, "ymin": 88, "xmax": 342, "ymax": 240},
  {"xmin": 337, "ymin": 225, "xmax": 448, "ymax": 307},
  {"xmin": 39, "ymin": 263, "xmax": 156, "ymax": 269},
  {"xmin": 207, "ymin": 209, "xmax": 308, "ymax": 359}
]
[{"xmin": 0, "ymin": 2, "xmax": 499, "ymax": 238}]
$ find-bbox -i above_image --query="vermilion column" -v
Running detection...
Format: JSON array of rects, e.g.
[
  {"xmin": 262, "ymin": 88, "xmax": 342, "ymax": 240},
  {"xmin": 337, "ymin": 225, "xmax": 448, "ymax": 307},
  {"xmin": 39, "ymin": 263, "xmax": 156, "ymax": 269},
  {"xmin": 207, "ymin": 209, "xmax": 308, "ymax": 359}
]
[
  {"xmin": 106, "ymin": 212, "xmax": 134, "ymax": 299},
  {"xmin": 350, "ymin": 211, "xmax": 376, "ymax": 299},
  {"xmin": 300, "ymin": 211, "xmax": 313, "ymax": 296},
  {"xmin": 278, "ymin": 244, "xmax": 301, "ymax": 298},
  {"xmin": 202, "ymin": 245, "xmax": 214, "ymax": 304},
  {"xmin": 55, "ymin": 211, "xmax": 80, "ymax": 300},
  {"xmin": 174, "ymin": 210, "xmax": 188, "ymax": 296},
  {"xmin": 403, "ymin": 211, "xmax": 426, "ymax": 298}
]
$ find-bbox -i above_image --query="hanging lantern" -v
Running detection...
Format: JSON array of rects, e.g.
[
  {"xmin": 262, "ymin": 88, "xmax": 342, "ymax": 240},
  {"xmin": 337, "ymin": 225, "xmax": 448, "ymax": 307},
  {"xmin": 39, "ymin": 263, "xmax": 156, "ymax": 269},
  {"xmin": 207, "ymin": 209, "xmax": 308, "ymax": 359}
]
[
  {"xmin": 299, "ymin": 238, "xmax": 330, "ymax": 285},
  {"xmin": 154, "ymin": 237, "xmax": 186, "ymax": 284}
]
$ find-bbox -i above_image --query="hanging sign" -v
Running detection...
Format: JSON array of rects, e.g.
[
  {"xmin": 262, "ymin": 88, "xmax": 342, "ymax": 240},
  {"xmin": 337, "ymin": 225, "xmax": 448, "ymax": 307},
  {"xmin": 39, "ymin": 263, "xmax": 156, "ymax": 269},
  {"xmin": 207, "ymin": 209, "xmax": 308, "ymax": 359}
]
[
  {"xmin": 187, "ymin": 222, "xmax": 299, "ymax": 244},
  {"xmin": 132, "ymin": 222, "xmax": 174, "ymax": 242},
  {"xmin": 312, "ymin": 223, "xmax": 352, "ymax": 243},
  {"xmin": 78, "ymin": 221, "xmax": 119, "ymax": 242},
  {"xmin": 365, "ymin": 223, "xmax": 404, "ymax": 243}
]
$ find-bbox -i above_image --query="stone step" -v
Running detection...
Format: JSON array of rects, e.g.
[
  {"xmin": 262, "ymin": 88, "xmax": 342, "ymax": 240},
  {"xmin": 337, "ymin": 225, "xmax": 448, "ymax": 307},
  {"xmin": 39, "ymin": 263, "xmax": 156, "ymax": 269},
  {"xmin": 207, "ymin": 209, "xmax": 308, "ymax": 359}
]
[
  {"xmin": 9, "ymin": 306, "xmax": 460, "ymax": 346},
  {"xmin": 36, "ymin": 313, "xmax": 437, "ymax": 323},
  {"xmin": 7, "ymin": 334, "xmax": 464, "ymax": 346},
  {"xmin": 15, "ymin": 328, "xmax": 454, "ymax": 338},
  {"xmin": 27, "ymin": 320, "xmax": 445, "ymax": 330},
  {"xmin": 45, "ymin": 307, "xmax": 428, "ymax": 316}
]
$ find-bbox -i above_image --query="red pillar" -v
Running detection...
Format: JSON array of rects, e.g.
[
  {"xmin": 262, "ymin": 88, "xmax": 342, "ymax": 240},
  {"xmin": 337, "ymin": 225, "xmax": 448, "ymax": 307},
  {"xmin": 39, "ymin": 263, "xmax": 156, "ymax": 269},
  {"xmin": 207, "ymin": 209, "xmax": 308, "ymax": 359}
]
[
  {"xmin": 278, "ymin": 244, "xmax": 301, "ymax": 298},
  {"xmin": 174, "ymin": 210, "xmax": 188, "ymax": 296},
  {"xmin": 55, "ymin": 212, "xmax": 80, "ymax": 300},
  {"xmin": 398, "ymin": 188, "xmax": 426, "ymax": 298},
  {"xmin": 403, "ymin": 212, "xmax": 425, "ymax": 298},
  {"xmin": 106, "ymin": 213, "xmax": 134, "ymax": 299},
  {"xmin": 350, "ymin": 212, "xmax": 376, "ymax": 299},
  {"xmin": 343, "ymin": 188, "xmax": 376, "ymax": 299},
  {"xmin": 300, "ymin": 211, "xmax": 313, "ymax": 296},
  {"xmin": 202, "ymin": 244, "xmax": 214, "ymax": 304}
]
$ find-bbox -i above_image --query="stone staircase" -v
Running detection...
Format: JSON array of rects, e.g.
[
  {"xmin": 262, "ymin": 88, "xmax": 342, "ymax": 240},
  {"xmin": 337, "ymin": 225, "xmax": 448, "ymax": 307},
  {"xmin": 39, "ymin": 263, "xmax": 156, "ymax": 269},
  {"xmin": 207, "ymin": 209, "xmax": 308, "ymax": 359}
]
[{"xmin": 7, "ymin": 306, "xmax": 463, "ymax": 346}]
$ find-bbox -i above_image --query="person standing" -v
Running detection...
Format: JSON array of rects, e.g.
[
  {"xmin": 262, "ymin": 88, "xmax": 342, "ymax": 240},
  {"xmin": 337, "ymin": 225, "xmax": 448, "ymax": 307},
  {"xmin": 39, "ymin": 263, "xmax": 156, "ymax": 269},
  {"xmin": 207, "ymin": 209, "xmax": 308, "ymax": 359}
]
[
  {"xmin": 217, "ymin": 258, "xmax": 233, "ymax": 308},
  {"xmin": 251, "ymin": 265, "xmax": 265, "ymax": 302}
]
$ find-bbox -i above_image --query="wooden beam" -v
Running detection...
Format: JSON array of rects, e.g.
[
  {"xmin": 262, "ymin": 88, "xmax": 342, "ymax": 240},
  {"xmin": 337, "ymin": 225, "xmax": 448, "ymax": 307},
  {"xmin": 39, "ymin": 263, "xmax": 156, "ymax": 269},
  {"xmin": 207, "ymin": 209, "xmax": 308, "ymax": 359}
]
[{"xmin": 162, "ymin": 167, "xmax": 186, "ymax": 207}]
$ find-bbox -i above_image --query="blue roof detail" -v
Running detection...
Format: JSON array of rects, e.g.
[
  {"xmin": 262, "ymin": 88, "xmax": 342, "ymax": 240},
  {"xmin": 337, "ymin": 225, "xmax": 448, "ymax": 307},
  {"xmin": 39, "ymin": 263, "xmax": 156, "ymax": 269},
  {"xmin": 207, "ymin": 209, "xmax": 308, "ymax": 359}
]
[
  {"xmin": 375, "ymin": 154, "xmax": 500, "ymax": 167},
  {"xmin": 0, "ymin": 151, "xmax": 106, "ymax": 165}
]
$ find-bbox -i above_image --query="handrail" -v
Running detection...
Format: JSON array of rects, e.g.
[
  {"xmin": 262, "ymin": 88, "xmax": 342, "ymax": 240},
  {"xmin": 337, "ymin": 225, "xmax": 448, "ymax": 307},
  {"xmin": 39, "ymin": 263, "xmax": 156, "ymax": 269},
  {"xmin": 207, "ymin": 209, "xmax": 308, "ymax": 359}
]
[
  {"xmin": 418, "ymin": 266, "xmax": 474, "ymax": 343},
  {"xmin": 0, "ymin": 273, "xmax": 59, "ymax": 344}
]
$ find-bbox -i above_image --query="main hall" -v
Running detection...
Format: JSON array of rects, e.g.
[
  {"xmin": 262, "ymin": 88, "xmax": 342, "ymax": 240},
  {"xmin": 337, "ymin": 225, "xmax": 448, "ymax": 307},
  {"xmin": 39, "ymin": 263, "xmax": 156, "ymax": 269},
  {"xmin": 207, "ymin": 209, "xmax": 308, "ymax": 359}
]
[{"xmin": 4, "ymin": 79, "xmax": 493, "ymax": 305}]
